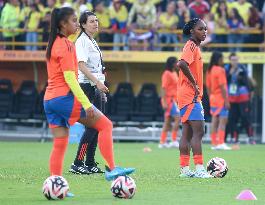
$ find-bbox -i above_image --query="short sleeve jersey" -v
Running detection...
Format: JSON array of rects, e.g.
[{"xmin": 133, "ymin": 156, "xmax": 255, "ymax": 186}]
[
  {"xmin": 177, "ymin": 40, "xmax": 203, "ymax": 109},
  {"xmin": 75, "ymin": 32, "xmax": 104, "ymax": 84},
  {"xmin": 206, "ymin": 65, "xmax": 227, "ymax": 108},
  {"xmin": 44, "ymin": 35, "xmax": 78, "ymax": 100},
  {"xmin": 162, "ymin": 70, "xmax": 178, "ymax": 100}
]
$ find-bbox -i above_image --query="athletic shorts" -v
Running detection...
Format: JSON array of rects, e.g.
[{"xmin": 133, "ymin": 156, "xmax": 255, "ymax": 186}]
[
  {"xmin": 44, "ymin": 93, "xmax": 86, "ymax": 128},
  {"xmin": 180, "ymin": 102, "xmax": 204, "ymax": 123},
  {"xmin": 210, "ymin": 106, "xmax": 229, "ymax": 117},
  {"xmin": 164, "ymin": 99, "xmax": 180, "ymax": 118}
]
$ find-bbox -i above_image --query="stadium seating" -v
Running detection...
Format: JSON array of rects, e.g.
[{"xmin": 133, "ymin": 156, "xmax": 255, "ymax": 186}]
[
  {"xmin": 109, "ymin": 82, "xmax": 135, "ymax": 122},
  {"xmin": 0, "ymin": 79, "xmax": 14, "ymax": 118},
  {"xmin": 9, "ymin": 80, "xmax": 38, "ymax": 119},
  {"xmin": 130, "ymin": 83, "xmax": 159, "ymax": 122},
  {"xmin": 33, "ymin": 87, "xmax": 46, "ymax": 120}
]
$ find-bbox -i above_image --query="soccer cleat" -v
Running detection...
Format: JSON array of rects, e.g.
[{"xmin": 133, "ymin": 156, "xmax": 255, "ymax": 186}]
[
  {"xmin": 168, "ymin": 141, "xmax": 179, "ymax": 148},
  {"xmin": 216, "ymin": 143, "xmax": 231, "ymax": 150},
  {"xmin": 66, "ymin": 192, "xmax": 75, "ymax": 198},
  {"xmin": 179, "ymin": 169, "xmax": 195, "ymax": 178},
  {"xmin": 105, "ymin": 167, "xmax": 136, "ymax": 181},
  {"xmin": 85, "ymin": 162, "xmax": 105, "ymax": 174},
  {"xmin": 194, "ymin": 168, "xmax": 213, "ymax": 178},
  {"xmin": 69, "ymin": 163, "xmax": 92, "ymax": 175},
  {"xmin": 211, "ymin": 146, "xmax": 217, "ymax": 150},
  {"xmin": 158, "ymin": 143, "xmax": 170, "ymax": 149}
]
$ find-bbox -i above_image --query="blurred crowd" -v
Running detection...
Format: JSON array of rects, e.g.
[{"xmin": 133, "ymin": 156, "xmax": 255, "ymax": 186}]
[{"xmin": 0, "ymin": 0, "xmax": 265, "ymax": 51}]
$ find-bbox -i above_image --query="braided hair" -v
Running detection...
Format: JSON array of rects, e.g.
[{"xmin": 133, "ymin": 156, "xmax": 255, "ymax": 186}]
[{"xmin": 183, "ymin": 18, "xmax": 201, "ymax": 36}]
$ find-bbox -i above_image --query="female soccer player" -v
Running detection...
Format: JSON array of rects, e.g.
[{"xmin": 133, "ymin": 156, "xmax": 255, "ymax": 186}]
[
  {"xmin": 159, "ymin": 57, "xmax": 180, "ymax": 148},
  {"xmin": 177, "ymin": 18, "xmax": 212, "ymax": 178},
  {"xmin": 44, "ymin": 7, "xmax": 135, "ymax": 185},
  {"xmin": 206, "ymin": 51, "xmax": 231, "ymax": 150},
  {"xmin": 69, "ymin": 11, "xmax": 109, "ymax": 175}
]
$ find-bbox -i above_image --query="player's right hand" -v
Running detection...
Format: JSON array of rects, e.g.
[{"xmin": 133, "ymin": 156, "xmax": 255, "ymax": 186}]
[
  {"xmin": 194, "ymin": 84, "xmax": 200, "ymax": 96},
  {"xmin": 224, "ymin": 100, "xmax": 230, "ymax": 109},
  {"xmin": 85, "ymin": 106, "xmax": 95, "ymax": 119},
  {"xmin": 161, "ymin": 100, "xmax": 167, "ymax": 110},
  {"xmin": 96, "ymin": 81, "xmax": 109, "ymax": 93}
]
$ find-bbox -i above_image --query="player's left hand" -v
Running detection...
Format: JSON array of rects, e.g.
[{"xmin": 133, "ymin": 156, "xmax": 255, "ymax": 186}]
[{"xmin": 85, "ymin": 106, "xmax": 95, "ymax": 118}]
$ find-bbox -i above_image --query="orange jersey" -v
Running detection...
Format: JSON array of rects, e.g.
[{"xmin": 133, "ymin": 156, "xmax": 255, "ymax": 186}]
[
  {"xmin": 177, "ymin": 40, "xmax": 203, "ymax": 109},
  {"xmin": 44, "ymin": 35, "xmax": 78, "ymax": 100},
  {"xmin": 206, "ymin": 65, "xmax": 228, "ymax": 108},
  {"xmin": 162, "ymin": 70, "xmax": 179, "ymax": 101}
]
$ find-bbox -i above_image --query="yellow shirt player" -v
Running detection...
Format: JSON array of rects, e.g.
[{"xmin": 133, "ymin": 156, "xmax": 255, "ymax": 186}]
[
  {"xmin": 230, "ymin": 0, "xmax": 252, "ymax": 25},
  {"xmin": 25, "ymin": 4, "xmax": 41, "ymax": 50}
]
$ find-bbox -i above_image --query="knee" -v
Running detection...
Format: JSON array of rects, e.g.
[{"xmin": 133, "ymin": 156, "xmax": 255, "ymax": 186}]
[{"xmin": 195, "ymin": 129, "xmax": 204, "ymax": 138}]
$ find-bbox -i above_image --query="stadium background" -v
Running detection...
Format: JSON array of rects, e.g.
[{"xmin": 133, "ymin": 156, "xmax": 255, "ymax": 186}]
[{"xmin": 0, "ymin": 0, "xmax": 265, "ymax": 143}]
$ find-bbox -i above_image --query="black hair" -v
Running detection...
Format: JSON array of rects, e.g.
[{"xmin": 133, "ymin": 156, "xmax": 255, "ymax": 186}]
[
  {"xmin": 230, "ymin": 8, "xmax": 244, "ymax": 25},
  {"xmin": 165, "ymin": 56, "xmax": 177, "ymax": 71},
  {"xmin": 183, "ymin": 18, "xmax": 201, "ymax": 35},
  {"xmin": 46, "ymin": 7, "xmax": 75, "ymax": 60},
  {"xmin": 78, "ymin": 11, "xmax": 96, "ymax": 35},
  {"xmin": 207, "ymin": 51, "xmax": 223, "ymax": 72}
]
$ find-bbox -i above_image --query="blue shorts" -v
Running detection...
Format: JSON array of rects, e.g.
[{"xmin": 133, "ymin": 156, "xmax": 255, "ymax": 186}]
[
  {"xmin": 44, "ymin": 93, "xmax": 86, "ymax": 128},
  {"xmin": 170, "ymin": 101, "xmax": 180, "ymax": 117},
  {"xmin": 210, "ymin": 107, "xmax": 229, "ymax": 117},
  {"xmin": 180, "ymin": 102, "xmax": 204, "ymax": 123}
]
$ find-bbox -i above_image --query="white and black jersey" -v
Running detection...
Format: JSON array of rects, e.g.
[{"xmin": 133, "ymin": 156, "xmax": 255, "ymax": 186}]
[{"xmin": 75, "ymin": 32, "xmax": 105, "ymax": 85}]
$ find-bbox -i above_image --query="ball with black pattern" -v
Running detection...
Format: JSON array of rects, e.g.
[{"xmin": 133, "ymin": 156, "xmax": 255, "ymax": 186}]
[
  {"xmin": 207, "ymin": 157, "xmax": 228, "ymax": 178},
  {"xmin": 42, "ymin": 175, "xmax": 69, "ymax": 200},
  {"xmin": 110, "ymin": 176, "xmax": 136, "ymax": 199}
]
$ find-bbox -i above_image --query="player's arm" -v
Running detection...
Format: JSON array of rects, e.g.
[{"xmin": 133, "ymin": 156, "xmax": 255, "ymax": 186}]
[
  {"xmin": 177, "ymin": 60, "xmax": 199, "ymax": 95},
  {"xmin": 63, "ymin": 71, "xmax": 92, "ymax": 110},
  {"xmin": 161, "ymin": 88, "xmax": 167, "ymax": 109},
  {"xmin": 220, "ymin": 84, "xmax": 230, "ymax": 109},
  {"xmin": 79, "ymin": 62, "xmax": 108, "ymax": 93}
]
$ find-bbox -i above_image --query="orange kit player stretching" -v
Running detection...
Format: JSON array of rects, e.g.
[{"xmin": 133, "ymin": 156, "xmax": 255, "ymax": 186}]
[
  {"xmin": 206, "ymin": 51, "xmax": 231, "ymax": 150},
  {"xmin": 43, "ymin": 7, "xmax": 135, "ymax": 195},
  {"xmin": 177, "ymin": 18, "xmax": 212, "ymax": 178},
  {"xmin": 159, "ymin": 57, "xmax": 181, "ymax": 149}
]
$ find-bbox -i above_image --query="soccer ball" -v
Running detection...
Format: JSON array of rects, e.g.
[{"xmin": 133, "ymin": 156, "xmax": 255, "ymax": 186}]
[
  {"xmin": 207, "ymin": 157, "xmax": 228, "ymax": 178},
  {"xmin": 42, "ymin": 175, "xmax": 69, "ymax": 200},
  {"xmin": 111, "ymin": 176, "xmax": 136, "ymax": 199}
]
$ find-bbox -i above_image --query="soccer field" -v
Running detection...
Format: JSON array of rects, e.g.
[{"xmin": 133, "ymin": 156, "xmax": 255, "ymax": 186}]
[{"xmin": 0, "ymin": 142, "xmax": 264, "ymax": 205}]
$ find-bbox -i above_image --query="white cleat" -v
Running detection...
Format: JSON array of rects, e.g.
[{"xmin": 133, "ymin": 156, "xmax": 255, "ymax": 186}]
[
  {"xmin": 216, "ymin": 143, "xmax": 231, "ymax": 150},
  {"xmin": 168, "ymin": 141, "xmax": 179, "ymax": 148},
  {"xmin": 194, "ymin": 168, "xmax": 213, "ymax": 178},
  {"xmin": 158, "ymin": 143, "xmax": 170, "ymax": 149},
  {"xmin": 211, "ymin": 146, "xmax": 218, "ymax": 150}
]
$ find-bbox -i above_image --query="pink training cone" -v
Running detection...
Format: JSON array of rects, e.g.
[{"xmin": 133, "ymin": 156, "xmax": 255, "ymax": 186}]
[{"xmin": 236, "ymin": 190, "xmax": 257, "ymax": 200}]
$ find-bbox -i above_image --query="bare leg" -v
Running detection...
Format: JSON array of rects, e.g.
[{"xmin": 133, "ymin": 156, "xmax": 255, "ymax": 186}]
[
  {"xmin": 210, "ymin": 116, "xmax": 219, "ymax": 146},
  {"xmin": 189, "ymin": 120, "xmax": 205, "ymax": 155},
  {"xmin": 160, "ymin": 117, "xmax": 171, "ymax": 145}
]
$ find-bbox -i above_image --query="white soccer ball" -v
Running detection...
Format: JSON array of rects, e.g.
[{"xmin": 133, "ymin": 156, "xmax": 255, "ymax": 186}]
[
  {"xmin": 111, "ymin": 176, "xmax": 136, "ymax": 199},
  {"xmin": 42, "ymin": 175, "xmax": 69, "ymax": 200},
  {"xmin": 207, "ymin": 157, "xmax": 228, "ymax": 178}
]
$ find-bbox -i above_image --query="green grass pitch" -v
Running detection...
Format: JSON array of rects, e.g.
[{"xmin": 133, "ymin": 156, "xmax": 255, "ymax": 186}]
[{"xmin": 0, "ymin": 142, "xmax": 264, "ymax": 205}]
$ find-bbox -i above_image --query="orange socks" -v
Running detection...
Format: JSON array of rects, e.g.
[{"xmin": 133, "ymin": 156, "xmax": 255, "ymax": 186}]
[
  {"xmin": 160, "ymin": 131, "xmax": 167, "ymax": 144},
  {"xmin": 180, "ymin": 155, "xmax": 190, "ymax": 167},
  {"xmin": 171, "ymin": 131, "xmax": 177, "ymax": 142},
  {"xmin": 211, "ymin": 132, "xmax": 217, "ymax": 146},
  {"xmin": 92, "ymin": 115, "xmax": 115, "ymax": 170},
  {"xmin": 49, "ymin": 137, "xmax": 68, "ymax": 176},
  {"xmin": 193, "ymin": 155, "xmax": 203, "ymax": 165},
  {"xmin": 218, "ymin": 130, "xmax": 225, "ymax": 145}
]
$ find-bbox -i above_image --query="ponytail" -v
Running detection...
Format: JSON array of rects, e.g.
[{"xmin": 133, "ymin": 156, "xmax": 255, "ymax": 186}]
[
  {"xmin": 46, "ymin": 8, "xmax": 60, "ymax": 60},
  {"xmin": 46, "ymin": 7, "xmax": 75, "ymax": 60}
]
